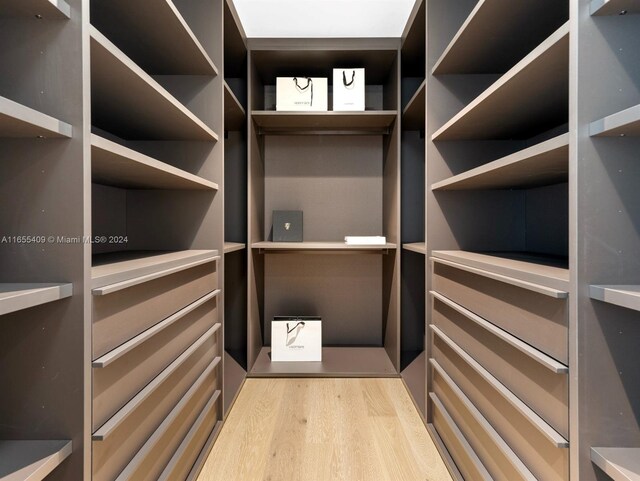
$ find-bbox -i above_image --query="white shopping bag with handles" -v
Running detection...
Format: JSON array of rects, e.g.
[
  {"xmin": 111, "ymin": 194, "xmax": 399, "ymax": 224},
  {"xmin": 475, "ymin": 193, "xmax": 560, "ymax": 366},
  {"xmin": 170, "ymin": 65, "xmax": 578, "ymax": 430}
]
[{"xmin": 271, "ymin": 317, "xmax": 322, "ymax": 361}]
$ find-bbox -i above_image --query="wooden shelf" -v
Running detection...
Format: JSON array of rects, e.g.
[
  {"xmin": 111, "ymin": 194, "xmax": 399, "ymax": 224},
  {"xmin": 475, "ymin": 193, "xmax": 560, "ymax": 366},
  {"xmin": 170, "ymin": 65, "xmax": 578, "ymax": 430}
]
[
  {"xmin": 252, "ymin": 241, "xmax": 397, "ymax": 253},
  {"xmin": 91, "ymin": 135, "xmax": 218, "ymax": 190},
  {"xmin": 0, "ymin": 283, "xmax": 72, "ymax": 317},
  {"xmin": 432, "ymin": 22, "xmax": 569, "ymax": 141},
  {"xmin": 90, "ymin": 0, "xmax": 217, "ymax": 75},
  {"xmin": 591, "ymin": 447, "xmax": 640, "ymax": 481},
  {"xmin": 432, "ymin": 0, "xmax": 568, "ymax": 74},
  {"xmin": 431, "ymin": 250, "xmax": 570, "ymax": 293},
  {"xmin": 590, "ymin": 104, "xmax": 640, "ymax": 137},
  {"xmin": 0, "ymin": 95, "xmax": 72, "ymax": 139},
  {"xmin": 0, "ymin": 440, "xmax": 72, "ymax": 481},
  {"xmin": 0, "ymin": 0, "xmax": 70, "ymax": 19},
  {"xmin": 91, "ymin": 250, "xmax": 218, "ymax": 290},
  {"xmin": 403, "ymin": 242, "xmax": 427, "ymax": 255},
  {"xmin": 224, "ymin": 242, "xmax": 246, "ymax": 254},
  {"xmin": 90, "ymin": 26, "xmax": 218, "ymax": 141},
  {"xmin": 590, "ymin": 285, "xmax": 640, "ymax": 313},
  {"xmin": 591, "ymin": 0, "xmax": 640, "ymax": 15},
  {"xmin": 402, "ymin": 80, "xmax": 425, "ymax": 130},
  {"xmin": 251, "ymin": 111, "xmax": 397, "ymax": 135},
  {"xmin": 249, "ymin": 347, "xmax": 397, "ymax": 377},
  {"xmin": 224, "ymin": 82, "xmax": 246, "ymax": 131},
  {"xmin": 432, "ymin": 133, "xmax": 569, "ymax": 190}
]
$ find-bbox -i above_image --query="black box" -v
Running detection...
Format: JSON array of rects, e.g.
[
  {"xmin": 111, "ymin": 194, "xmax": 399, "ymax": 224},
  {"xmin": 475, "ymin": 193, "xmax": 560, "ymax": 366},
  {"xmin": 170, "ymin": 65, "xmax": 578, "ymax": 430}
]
[{"xmin": 272, "ymin": 210, "xmax": 303, "ymax": 242}]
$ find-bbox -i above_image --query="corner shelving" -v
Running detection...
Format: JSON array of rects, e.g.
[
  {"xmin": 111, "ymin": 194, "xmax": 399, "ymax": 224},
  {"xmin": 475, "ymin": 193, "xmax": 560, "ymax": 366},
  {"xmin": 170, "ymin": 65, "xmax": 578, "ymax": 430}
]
[
  {"xmin": 252, "ymin": 111, "xmax": 397, "ymax": 135},
  {"xmin": 0, "ymin": 95, "xmax": 72, "ymax": 138},
  {"xmin": 250, "ymin": 347, "xmax": 397, "ymax": 377},
  {"xmin": 252, "ymin": 241, "xmax": 397, "ymax": 252},
  {"xmin": 402, "ymin": 80, "xmax": 425, "ymax": 130},
  {"xmin": 0, "ymin": 283, "xmax": 72, "ymax": 317},
  {"xmin": 0, "ymin": 440, "xmax": 72, "ymax": 481},
  {"xmin": 432, "ymin": 0, "xmax": 568, "ymax": 74},
  {"xmin": 90, "ymin": 0, "xmax": 217, "ymax": 75},
  {"xmin": 590, "ymin": 285, "xmax": 640, "ymax": 313},
  {"xmin": 590, "ymin": 0, "xmax": 640, "ymax": 16},
  {"xmin": 432, "ymin": 22, "xmax": 569, "ymax": 140},
  {"xmin": 432, "ymin": 133, "xmax": 569, "ymax": 190},
  {"xmin": 90, "ymin": 26, "xmax": 218, "ymax": 141},
  {"xmin": 223, "ymin": 242, "xmax": 245, "ymax": 254},
  {"xmin": 591, "ymin": 447, "xmax": 640, "ymax": 481},
  {"xmin": 224, "ymin": 82, "xmax": 245, "ymax": 132},
  {"xmin": 589, "ymin": 104, "xmax": 640, "ymax": 137},
  {"xmin": 0, "ymin": 0, "xmax": 70, "ymax": 19},
  {"xmin": 402, "ymin": 242, "xmax": 426, "ymax": 255}
]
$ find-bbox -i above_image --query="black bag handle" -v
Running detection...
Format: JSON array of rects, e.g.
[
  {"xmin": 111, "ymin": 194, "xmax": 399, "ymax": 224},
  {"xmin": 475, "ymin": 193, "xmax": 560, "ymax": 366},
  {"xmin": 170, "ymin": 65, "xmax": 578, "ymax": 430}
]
[
  {"xmin": 293, "ymin": 77, "xmax": 314, "ymax": 106},
  {"xmin": 286, "ymin": 321, "xmax": 306, "ymax": 334},
  {"xmin": 343, "ymin": 70, "xmax": 356, "ymax": 87}
]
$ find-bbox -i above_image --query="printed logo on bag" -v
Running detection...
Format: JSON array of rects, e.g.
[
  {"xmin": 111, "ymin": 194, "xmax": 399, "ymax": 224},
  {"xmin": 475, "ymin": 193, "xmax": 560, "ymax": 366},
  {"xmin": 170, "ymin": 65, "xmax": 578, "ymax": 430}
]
[
  {"xmin": 284, "ymin": 222, "xmax": 291, "ymax": 231},
  {"xmin": 286, "ymin": 321, "xmax": 306, "ymax": 349}
]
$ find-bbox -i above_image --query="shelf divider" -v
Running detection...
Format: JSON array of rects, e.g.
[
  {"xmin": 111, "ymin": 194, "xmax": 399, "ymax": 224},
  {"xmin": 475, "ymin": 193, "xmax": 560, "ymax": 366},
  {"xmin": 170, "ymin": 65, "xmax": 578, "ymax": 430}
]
[
  {"xmin": 0, "ymin": 0, "xmax": 71, "ymax": 19},
  {"xmin": 591, "ymin": 447, "xmax": 640, "ymax": 481},
  {"xmin": 251, "ymin": 111, "xmax": 397, "ymax": 135},
  {"xmin": 590, "ymin": 0, "xmax": 640, "ymax": 15},
  {"xmin": 252, "ymin": 241, "xmax": 397, "ymax": 253},
  {"xmin": 402, "ymin": 80, "xmax": 426, "ymax": 130},
  {"xmin": 0, "ymin": 283, "xmax": 73, "ymax": 317},
  {"xmin": 223, "ymin": 242, "xmax": 246, "ymax": 254},
  {"xmin": 589, "ymin": 104, "xmax": 640, "ymax": 137},
  {"xmin": 402, "ymin": 242, "xmax": 427, "ymax": 255},
  {"xmin": 0, "ymin": 440, "xmax": 72, "ymax": 481},
  {"xmin": 590, "ymin": 285, "xmax": 640, "ymax": 313},
  {"xmin": 432, "ymin": 133, "xmax": 569, "ymax": 191},
  {"xmin": 0, "ymin": 95, "xmax": 72, "ymax": 139},
  {"xmin": 224, "ymin": 82, "xmax": 246, "ymax": 131}
]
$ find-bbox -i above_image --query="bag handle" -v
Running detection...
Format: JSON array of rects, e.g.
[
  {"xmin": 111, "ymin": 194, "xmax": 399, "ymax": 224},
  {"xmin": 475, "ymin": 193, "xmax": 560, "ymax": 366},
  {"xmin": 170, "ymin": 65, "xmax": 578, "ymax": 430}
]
[
  {"xmin": 293, "ymin": 77, "xmax": 314, "ymax": 106},
  {"xmin": 343, "ymin": 70, "xmax": 356, "ymax": 87},
  {"xmin": 286, "ymin": 321, "xmax": 306, "ymax": 333}
]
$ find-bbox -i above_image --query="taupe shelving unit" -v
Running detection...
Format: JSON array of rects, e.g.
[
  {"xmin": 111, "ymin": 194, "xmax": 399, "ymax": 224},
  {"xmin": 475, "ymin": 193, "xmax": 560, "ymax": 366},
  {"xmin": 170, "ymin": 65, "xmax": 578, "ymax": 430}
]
[
  {"xmin": 425, "ymin": 0, "xmax": 571, "ymax": 480},
  {"xmin": 246, "ymin": 37, "xmax": 401, "ymax": 377},
  {"xmin": 222, "ymin": 0, "xmax": 248, "ymax": 416},
  {"xmin": 400, "ymin": 0, "xmax": 427, "ymax": 418}
]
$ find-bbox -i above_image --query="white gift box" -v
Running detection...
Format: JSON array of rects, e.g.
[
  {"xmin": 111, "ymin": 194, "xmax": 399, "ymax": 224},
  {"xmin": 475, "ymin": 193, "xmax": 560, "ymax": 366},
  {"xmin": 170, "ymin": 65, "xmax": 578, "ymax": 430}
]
[
  {"xmin": 271, "ymin": 317, "xmax": 322, "ymax": 361},
  {"xmin": 276, "ymin": 77, "xmax": 328, "ymax": 111},
  {"xmin": 332, "ymin": 68, "xmax": 365, "ymax": 111}
]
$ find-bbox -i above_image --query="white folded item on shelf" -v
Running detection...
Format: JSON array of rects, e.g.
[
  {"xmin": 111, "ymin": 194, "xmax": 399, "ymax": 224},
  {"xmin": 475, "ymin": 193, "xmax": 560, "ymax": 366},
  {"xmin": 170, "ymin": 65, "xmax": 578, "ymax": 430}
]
[{"xmin": 344, "ymin": 236, "xmax": 387, "ymax": 245}]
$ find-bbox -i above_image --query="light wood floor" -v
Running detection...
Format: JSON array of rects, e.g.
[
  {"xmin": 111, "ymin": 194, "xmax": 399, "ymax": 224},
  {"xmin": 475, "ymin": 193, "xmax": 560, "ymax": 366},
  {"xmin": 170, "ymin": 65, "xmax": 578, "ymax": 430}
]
[{"xmin": 198, "ymin": 378, "xmax": 453, "ymax": 481}]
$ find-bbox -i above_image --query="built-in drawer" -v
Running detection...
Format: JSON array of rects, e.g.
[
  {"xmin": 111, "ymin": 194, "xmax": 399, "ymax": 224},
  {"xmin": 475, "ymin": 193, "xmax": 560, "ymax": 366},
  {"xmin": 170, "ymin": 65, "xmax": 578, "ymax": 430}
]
[
  {"xmin": 432, "ymin": 326, "xmax": 569, "ymax": 481},
  {"xmin": 432, "ymin": 359, "xmax": 537, "ymax": 481},
  {"xmin": 92, "ymin": 259, "xmax": 218, "ymax": 358},
  {"xmin": 432, "ymin": 291, "xmax": 568, "ymax": 439},
  {"xmin": 430, "ymin": 392, "xmax": 493, "ymax": 481},
  {"xmin": 432, "ymin": 259, "xmax": 568, "ymax": 363},
  {"xmin": 92, "ymin": 291, "xmax": 220, "ymax": 431},
  {"xmin": 92, "ymin": 328, "xmax": 219, "ymax": 481},
  {"xmin": 115, "ymin": 360, "xmax": 221, "ymax": 481}
]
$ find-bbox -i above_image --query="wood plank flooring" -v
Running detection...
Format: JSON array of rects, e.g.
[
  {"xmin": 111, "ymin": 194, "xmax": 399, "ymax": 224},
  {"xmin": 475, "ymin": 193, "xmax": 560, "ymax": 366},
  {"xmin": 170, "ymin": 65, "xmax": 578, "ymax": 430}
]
[{"xmin": 198, "ymin": 378, "xmax": 453, "ymax": 481}]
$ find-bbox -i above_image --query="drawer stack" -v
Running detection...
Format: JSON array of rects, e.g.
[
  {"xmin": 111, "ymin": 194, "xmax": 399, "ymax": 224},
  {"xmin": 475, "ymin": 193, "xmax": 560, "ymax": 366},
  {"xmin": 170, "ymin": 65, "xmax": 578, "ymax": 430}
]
[
  {"xmin": 429, "ymin": 251, "xmax": 570, "ymax": 481},
  {"xmin": 91, "ymin": 251, "xmax": 222, "ymax": 481}
]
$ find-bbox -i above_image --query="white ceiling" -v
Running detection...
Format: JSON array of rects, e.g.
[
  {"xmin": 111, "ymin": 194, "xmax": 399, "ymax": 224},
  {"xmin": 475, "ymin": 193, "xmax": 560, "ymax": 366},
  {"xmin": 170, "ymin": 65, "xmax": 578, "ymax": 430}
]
[{"xmin": 232, "ymin": 0, "xmax": 417, "ymax": 38}]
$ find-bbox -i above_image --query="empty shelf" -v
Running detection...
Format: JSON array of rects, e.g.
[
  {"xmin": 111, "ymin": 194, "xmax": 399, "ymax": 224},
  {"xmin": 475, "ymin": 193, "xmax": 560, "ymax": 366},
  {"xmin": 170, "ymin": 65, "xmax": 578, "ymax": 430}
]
[
  {"xmin": 402, "ymin": 80, "xmax": 425, "ymax": 130},
  {"xmin": 0, "ymin": 440, "xmax": 72, "ymax": 481},
  {"xmin": 0, "ymin": 0, "xmax": 70, "ymax": 19},
  {"xmin": 91, "ymin": 135, "xmax": 218, "ymax": 190},
  {"xmin": 0, "ymin": 95, "xmax": 72, "ymax": 138},
  {"xmin": 432, "ymin": 250, "xmax": 569, "ymax": 293},
  {"xmin": 591, "ymin": 447, "xmax": 640, "ymax": 481},
  {"xmin": 0, "ymin": 283, "xmax": 72, "ymax": 316},
  {"xmin": 591, "ymin": 0, "xmax": 640, "ymax": 15},
  {"xmin": 432, "ymin": 133, "xmax": 569, "ymax": 190},
  {"xmin": 90, "ymin": 26, "xmax": 218, "ymax": 141},
  {"xmin": 252, "ymin": 241, "xmax": 397, "ymax": 252},
  {"xmin": 403, "ymin": 242, "xmax": 427, "ymax": 255},
  {"xmin": 590, "ymin": 104, "xmax": 640, "ymax": 137},
  {"xmin": 90, "ymin": 0, "xmax": 217, "ymax": 75},
  {"xmin": 433, "ymin": 22, "xmax": 569, "ymax": 141},
  {"xmin": 250, "ymin": 347, "xmax": 397, "ymax": 377},
  {"xmin": 224, "ymin": 242, "xmax": 246, "ymax": 254},
  {"xmin": 224, "ymin": 82, "xmax": 246, "ymax": 131},
  {"xmin": 91, "ymin": 250, "xmax": 218, "ymax": 290},
  {"xmin": 432, "ymin": 0, "xmax": 568, "ymax": 74},
  {"xmin": 252, "ymin": 111, "xmax": 397, "ymax": 135},
  {"xmin": 590, "ymin": 285, "xmax": 640, "ymax": 313}
]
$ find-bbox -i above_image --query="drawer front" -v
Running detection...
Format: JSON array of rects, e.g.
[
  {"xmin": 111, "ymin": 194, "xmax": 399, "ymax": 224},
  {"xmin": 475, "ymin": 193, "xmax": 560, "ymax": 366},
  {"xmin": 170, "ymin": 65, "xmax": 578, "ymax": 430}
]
[
  {"xmin": 432, "ymin": 294, "xmax": 568, "ymax": 438},
  {"xmin": 433, "ymin": 261, "xmax": 568, "ymax": 363},
  {"xmin": 433, "ymin": 332, "xmax": 569, "ymax": 481},
  {"xmin": 93, "ymin": 295, "xmax": 219, "ymax": 431},
  {"xmin": 432, "ymin": 361, "xmax": 535, "ymax": 481},
  {"xmin": 117, "ymin": 362, "xmax": 220, "ymax": 481},
  {"xmin": 93, "ymin": 260, "xmax": 218, "ymax": 358},
  {"xmin": 92, "ymin": 331, "xmax": 218, "ymax": 481}
]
